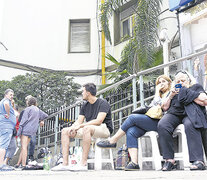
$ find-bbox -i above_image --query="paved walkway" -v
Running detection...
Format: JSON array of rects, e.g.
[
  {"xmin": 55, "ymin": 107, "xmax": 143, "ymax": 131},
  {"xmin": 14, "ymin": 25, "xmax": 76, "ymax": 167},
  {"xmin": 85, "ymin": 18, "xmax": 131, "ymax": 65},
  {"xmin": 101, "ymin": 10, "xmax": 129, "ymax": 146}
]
[{"xmin": 1, "ymin": 170, "xmax": 207, "ymax": 180}]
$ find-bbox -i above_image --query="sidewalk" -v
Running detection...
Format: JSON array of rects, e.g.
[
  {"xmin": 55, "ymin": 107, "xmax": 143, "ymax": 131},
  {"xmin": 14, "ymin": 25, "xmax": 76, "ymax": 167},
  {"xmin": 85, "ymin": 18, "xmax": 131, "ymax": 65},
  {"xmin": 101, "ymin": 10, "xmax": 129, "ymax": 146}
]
[{"xmin": 1, "ymin": 170, "xmax": 207, "ymax": 180}]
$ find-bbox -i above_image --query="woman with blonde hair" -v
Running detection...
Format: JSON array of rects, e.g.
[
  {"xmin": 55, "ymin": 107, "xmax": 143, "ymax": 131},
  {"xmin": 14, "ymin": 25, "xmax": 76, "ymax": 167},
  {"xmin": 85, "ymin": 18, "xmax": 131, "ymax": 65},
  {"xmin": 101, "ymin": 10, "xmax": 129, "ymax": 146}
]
[{"xmin": 97, "ymin": 75, "xmax": 172, "ymax": 170}]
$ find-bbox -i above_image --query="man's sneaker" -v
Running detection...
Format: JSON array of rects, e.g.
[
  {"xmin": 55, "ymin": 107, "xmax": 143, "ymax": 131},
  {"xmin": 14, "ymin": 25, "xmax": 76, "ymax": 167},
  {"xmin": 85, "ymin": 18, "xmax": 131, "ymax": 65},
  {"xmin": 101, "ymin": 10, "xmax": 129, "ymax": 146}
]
[
  {"xmin": 0, "ymin": 165, "xmax": 15, "ymax": 171},
  {"xmin": 124, "ymin": 162, "xmax": 140, "ymax": 171},
  {"xmin": 69, "ymin": 164, "xmax": 88, "ymax": 171},
  {"xmin": 96, "ymin": 140, "xmax": 117, "ymax": 148},
  {"xmin": 28, "ymin": 160, "xmax": 38, "ymax": 166},
  {"xmin": 51, "ymin": 163, "xmax": 70, "ymax": 171}
]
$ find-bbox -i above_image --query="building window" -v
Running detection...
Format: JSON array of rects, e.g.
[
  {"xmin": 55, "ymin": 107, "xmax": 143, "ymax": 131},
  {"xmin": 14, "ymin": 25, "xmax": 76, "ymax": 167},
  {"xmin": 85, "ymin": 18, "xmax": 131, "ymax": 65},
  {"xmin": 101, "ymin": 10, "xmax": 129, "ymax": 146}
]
[
  {"xmin": 114, "ymin": 0, "xmax": 137, "ymax": 44},
  {"xmin": 69, "ymin": 19, "xmax": 90, "ymax": 53},
  {"xmin": 122, "ymin": 18, "xmax": 130, "ymax": 37},
  {"xmin": 121, "ymin": 15, "xmax": 135, "ymax": 38}
]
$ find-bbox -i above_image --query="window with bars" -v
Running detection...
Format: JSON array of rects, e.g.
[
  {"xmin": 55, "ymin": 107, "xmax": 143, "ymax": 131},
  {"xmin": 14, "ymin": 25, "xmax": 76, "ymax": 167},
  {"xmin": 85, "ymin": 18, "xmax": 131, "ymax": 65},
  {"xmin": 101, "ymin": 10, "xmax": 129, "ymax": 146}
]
[{"xmin": 69, "ymin": 19, "xmax": 90, "ymax": 53}]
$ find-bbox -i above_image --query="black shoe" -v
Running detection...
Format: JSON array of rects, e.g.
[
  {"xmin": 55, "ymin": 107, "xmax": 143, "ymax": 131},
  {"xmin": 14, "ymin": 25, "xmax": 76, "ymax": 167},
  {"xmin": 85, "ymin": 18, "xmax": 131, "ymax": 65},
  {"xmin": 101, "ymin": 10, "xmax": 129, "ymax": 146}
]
[
  {"xmin": 124, "ymin": 162, "xmax": 140, "ymax": 171},
  {"xmin": 162, "ymin": 161, "xmax": 176, "ymax": 171},
  {"xmin": 190, "ymin": 161, "xmax": 206, "ymax": 171},
  {"xmin": 96, "ymin": 140, "xmax": 117, "ymax": 148},
  {"xmin": 28, "ymin": 155, "xmax": 34, "ymax": 161}
]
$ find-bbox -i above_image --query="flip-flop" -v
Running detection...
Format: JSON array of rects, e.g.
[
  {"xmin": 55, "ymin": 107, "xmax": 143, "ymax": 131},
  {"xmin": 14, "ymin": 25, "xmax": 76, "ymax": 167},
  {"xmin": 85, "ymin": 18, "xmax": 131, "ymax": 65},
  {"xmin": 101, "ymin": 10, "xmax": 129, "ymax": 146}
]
[
  {"xmin": 162, "ymin": 161, "xmax": 176, "ymax": 171},
  {"xmin": 190, "ymin": 161, "xmax": 206, "ymax": 171}
]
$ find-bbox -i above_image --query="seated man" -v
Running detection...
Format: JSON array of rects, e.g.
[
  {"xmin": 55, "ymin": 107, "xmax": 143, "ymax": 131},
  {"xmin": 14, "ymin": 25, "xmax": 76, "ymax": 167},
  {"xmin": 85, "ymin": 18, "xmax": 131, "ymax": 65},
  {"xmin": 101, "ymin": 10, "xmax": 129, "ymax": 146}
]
[{"xmin": 52, "ymin": 83, "xmax": 113, "ymax": 171}]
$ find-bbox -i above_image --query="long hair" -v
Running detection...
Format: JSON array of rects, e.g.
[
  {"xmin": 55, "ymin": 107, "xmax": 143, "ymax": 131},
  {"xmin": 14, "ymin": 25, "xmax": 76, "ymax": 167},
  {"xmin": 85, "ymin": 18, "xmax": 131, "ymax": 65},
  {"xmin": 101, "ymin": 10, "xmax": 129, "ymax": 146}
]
[{"xmin": 155, "ymin": 75, "xmax": 172, "ymax": 97}]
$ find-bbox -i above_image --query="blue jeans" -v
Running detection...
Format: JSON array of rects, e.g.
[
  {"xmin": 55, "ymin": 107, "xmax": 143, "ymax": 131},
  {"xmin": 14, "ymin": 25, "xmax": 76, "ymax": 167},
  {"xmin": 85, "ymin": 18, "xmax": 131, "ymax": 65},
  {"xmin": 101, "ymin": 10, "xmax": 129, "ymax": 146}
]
[
  {"xmin": 121, "ymin": 114, "xmax": 158, "ymax": 148},
  {"xmin": 5, "ymin": 136, "xmax": 16, "ymax": 158},
  {"xmin": 0, "ymin": 129, "xmax": 13, "ymax": 149},
  {"xmin": 28, "ymin": 135, "xmax": 36, "ymax": 156}
]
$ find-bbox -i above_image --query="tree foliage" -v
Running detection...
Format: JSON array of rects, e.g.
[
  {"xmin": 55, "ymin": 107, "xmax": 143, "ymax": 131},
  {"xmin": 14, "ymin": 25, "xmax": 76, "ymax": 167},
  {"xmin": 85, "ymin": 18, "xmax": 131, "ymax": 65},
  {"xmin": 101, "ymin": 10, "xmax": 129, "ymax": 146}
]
[
  {"xmin": 100, "ymin": 0, "xmax": 163, "ymax": 76},
  {"xmin": 0, "ymin": 71, "xmax": 81, "ymax": 111}
]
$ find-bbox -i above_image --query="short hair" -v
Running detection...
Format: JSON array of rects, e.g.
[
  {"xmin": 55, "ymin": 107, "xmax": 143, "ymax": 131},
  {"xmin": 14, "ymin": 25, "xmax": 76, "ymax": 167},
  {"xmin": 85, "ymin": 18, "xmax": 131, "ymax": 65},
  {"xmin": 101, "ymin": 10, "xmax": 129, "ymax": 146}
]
[
  {"xmin": 4, "ymin": 89, "xmax": 14, "ymax": 96},
  {"xmin": 27, "ymin": 97, "xmax": 37, "ymax": 106},
  {"xmin": 25, "ymin": 95, "xmax": 32, "ymax": 101},
  {"xmin": 175, "ymin": 70, "xmax": 196, "ymax": 87},
  {"xmin": 83, "ymin": 83, "xmax": 97, "ymax": 96}
]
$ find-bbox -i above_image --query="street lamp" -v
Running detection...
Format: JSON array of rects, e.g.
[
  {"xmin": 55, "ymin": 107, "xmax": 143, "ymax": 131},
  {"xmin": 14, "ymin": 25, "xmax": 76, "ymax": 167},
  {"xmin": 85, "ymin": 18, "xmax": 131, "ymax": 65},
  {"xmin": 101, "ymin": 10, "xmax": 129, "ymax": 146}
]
[{"xmin": 159, "ymin": 28, "xmax": 170, "ymax": 76}]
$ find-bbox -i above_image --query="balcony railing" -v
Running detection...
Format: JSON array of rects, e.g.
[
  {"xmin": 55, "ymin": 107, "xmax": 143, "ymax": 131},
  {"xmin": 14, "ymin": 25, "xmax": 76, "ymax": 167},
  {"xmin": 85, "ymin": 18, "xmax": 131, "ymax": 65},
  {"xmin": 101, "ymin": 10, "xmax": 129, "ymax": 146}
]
[{"xmin": 37, "ymin": 48, "xmax": 207, "ymax": 155}]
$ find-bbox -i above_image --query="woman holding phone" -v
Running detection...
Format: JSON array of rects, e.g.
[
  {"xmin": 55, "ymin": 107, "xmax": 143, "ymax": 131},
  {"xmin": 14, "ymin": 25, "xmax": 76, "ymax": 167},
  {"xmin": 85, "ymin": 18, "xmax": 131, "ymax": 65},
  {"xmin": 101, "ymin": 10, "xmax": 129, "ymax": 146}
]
[{"xmin": 158, "ymin": 70, "xmax": 207, "ymax": 171}]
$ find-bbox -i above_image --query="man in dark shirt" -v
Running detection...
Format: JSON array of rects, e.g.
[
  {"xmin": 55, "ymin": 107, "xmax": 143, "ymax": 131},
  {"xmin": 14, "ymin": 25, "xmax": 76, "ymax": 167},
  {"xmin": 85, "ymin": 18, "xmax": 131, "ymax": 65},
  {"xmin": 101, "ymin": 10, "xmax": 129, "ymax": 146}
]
[{"xmin": 52, "ymin": 83, "xmax": 113, "ymax": 171}]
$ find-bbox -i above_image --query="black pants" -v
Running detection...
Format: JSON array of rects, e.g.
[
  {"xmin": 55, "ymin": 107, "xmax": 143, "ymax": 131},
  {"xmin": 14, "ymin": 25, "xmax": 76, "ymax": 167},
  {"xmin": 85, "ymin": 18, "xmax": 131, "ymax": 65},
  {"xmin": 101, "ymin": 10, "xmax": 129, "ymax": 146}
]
[{"xmin": 157, "ymin": 113, "xmax": 204, "ymax": 162}]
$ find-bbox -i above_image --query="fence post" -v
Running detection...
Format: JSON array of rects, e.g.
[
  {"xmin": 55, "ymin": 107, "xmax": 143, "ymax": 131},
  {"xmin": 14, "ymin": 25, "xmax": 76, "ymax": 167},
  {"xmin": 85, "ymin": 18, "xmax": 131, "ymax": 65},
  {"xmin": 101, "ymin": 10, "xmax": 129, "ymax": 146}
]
[
  {"xmin": 139, "ymin": 75, "xmax": 144, "ymax": 107},
  {"xmin": 132, "ymin": 75, "xmax": 137, "ymax": 110},
  {"xmin": 54, "ymin": 115, "xmax": 59, "ymax": 155},
  {"xmin": 119, "ymin": 111, "xmax": 123, "ymax": 128},
  {"xmin": 37, "ymin": 126, "xmax": 41, "ymax": 150}
]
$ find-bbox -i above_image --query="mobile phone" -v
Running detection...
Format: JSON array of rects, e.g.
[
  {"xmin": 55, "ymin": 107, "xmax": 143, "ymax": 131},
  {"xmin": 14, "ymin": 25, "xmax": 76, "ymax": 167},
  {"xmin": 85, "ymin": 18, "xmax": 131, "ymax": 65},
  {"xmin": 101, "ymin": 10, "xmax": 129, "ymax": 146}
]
[{"xmin": 175, "ymin": 83, "xmax": 182, "ymax": 91}]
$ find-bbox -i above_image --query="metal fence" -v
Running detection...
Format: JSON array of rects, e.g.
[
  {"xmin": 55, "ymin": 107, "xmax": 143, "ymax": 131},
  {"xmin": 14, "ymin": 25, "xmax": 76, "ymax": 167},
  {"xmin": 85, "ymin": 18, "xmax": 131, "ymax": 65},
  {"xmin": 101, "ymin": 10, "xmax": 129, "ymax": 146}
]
[{"xmin": 37, "ymin": 49, "xmax": 207, "ymax": 155}]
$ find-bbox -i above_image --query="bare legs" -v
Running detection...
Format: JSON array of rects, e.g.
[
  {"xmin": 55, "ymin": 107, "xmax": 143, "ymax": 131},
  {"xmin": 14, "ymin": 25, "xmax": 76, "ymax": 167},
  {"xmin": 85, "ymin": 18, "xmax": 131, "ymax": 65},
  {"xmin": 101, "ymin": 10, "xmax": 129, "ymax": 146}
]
[
  {"xmin": 61, "ymin": 126, "xmax": 95, "ymax": 166},
  {"xmin": 0, "ymin": 149, "xmax": 6, "ymax": 166},
  {"xmin": 61, "ymin": 128, "xmax": 71, "ymax": 166},
  {"xmin": 128, "ymin": 148, "xmax": 138, "ymax": 164},
  {"xmin": 109, "ymin": 129, "xmax": 125, "ymax": 144},
  {"xmin": 81, "ymin": 126, "xmax": 94, "ymax": 166},
  {"xmin": 17, "ymin": 135, "xmax": 30, "ymax": 166}
]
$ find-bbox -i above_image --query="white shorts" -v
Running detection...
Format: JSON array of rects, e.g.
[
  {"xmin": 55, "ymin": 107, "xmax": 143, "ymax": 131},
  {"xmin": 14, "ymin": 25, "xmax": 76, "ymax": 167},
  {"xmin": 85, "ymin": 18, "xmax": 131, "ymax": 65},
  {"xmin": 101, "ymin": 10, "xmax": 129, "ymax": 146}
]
[{"xmin": 75, "ymin": 123, "xmax": 110, "ymax": 139}]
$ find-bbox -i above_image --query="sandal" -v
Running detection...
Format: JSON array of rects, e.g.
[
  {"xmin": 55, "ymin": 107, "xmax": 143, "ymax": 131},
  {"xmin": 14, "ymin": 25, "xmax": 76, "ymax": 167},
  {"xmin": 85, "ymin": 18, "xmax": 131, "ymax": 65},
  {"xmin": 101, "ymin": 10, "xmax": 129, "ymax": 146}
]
[
  {"xmin": 162, "ymin": 161, "xmax": 176, "ymax": 171},
  {"xmin": 190, "ymin": 161, "xmax": 206, "ymax": 171}
]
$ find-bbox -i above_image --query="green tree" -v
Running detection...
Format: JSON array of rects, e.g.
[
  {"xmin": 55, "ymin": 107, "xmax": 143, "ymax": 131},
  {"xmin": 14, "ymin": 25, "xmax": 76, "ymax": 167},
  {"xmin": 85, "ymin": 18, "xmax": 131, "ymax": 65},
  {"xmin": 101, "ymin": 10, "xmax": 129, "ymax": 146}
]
[
  {"xmin": 100, "ymin": 0, "xmax": 162, "ymax": 75},
  {"xmin": 0, "ymin": 71, "xmax": 81, "ymax": 111}
]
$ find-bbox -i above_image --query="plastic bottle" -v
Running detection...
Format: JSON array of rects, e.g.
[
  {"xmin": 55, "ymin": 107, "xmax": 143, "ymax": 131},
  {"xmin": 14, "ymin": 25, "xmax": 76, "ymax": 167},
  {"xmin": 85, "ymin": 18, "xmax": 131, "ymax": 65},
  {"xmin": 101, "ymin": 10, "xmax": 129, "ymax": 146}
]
[{"xmin": 43, "ymin": 151, "xmax": 52, "ymax": 170}]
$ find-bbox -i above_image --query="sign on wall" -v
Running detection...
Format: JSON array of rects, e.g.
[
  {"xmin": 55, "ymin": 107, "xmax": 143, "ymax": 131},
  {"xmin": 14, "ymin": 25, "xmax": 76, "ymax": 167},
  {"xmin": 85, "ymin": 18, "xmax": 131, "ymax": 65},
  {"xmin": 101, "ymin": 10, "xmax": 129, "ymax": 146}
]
[{"xmin": 169, "ymin": 0, "xmax": 194, "ymax": 11}]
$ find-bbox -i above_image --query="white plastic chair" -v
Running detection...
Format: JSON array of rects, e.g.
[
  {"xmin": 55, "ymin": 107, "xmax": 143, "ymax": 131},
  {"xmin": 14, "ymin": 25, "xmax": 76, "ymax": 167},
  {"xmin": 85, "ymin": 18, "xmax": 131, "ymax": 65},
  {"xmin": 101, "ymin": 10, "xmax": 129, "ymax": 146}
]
[
  {"xmin": 138, "ymin": 124, "xmax": 191, "ymax": 170},
  {"xmin": 173, "ymin": 124, "xmax": 190, "ymax": 170},
  {"xmin": 138, "ymin": 131, "xmax": 162, "ymax": 170},
  {"xmin": 87, "ymin": 138, "xmax": 114, "ymax": 170}
]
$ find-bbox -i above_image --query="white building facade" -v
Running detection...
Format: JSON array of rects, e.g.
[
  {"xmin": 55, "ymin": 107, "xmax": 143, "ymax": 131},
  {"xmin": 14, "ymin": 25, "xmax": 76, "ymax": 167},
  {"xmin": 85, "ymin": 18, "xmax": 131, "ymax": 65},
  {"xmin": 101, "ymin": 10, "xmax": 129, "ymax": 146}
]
[
  {"xmin": 0, "ymin": 0, "xmax": 179, "ymax": 85},
  {"xmin": 0, "ymin": 0, "xmax": 105, "ymax": 85}
]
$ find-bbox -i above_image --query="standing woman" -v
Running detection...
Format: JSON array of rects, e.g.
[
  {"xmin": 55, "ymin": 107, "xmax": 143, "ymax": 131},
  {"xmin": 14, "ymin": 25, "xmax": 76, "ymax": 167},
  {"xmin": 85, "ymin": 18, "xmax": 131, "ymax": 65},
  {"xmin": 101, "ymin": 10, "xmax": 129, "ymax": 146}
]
[
  {"xmin": 0, "ymin": 89, "xmax": 16, "ymax": 171},
  {"xmin": 16, "ymin": 97, "xmax": 48, "ymax": 169},
  {"xmin": 97, "ymin": 75, "xmax": 172, "ymax": 170},
  {"xmin": 158, "ymin": 70, "xmax": 207, "ymax": 171}
]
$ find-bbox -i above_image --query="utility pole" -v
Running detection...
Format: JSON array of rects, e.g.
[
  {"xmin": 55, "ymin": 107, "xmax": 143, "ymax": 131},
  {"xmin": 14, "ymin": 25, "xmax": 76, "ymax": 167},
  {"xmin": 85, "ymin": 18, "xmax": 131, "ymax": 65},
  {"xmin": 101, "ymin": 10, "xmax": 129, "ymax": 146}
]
[{"xmin": 101, "ymin": 0, "xmax": 106, "ymax": 85}]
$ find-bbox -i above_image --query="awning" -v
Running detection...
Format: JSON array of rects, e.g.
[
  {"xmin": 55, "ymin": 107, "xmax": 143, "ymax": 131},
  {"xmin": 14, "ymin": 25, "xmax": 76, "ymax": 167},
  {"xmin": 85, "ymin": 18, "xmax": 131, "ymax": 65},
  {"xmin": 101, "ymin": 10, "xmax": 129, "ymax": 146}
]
[
  {"xmin": 169, "ymin": 0, "xmax": 194, "ymax": 11},
  {"xmin": 0, "ymin": 58, "xmax": 117, "ymax": 77}
]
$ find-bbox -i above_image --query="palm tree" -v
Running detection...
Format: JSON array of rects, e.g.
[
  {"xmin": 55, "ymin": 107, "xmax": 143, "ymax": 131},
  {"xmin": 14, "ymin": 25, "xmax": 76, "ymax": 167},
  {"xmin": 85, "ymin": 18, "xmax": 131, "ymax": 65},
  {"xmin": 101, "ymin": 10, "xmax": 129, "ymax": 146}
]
[{"xmin": 100, "ymin": 0, "xmax": 162, "ymax": 75}]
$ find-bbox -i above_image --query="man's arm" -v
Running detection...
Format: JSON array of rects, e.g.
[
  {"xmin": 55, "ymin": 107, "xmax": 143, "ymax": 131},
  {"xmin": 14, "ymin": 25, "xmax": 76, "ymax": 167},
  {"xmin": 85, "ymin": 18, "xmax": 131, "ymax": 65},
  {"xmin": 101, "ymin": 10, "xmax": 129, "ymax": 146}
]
[
  {"xmin": 79, "ymin": 112, "xmax": 107, "ymax": 128},
  {"xmin": 4, "ymin": 100, "xmax": 10, "ymax": 119},
  {"xmin": 73, "ymin": 115, "xmax": 85, "ymax": 126}
]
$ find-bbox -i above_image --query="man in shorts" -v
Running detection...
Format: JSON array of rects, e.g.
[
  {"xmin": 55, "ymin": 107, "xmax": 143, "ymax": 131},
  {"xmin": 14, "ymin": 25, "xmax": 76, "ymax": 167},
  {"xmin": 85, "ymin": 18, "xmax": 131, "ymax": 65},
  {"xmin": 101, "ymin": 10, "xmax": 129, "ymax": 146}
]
[{"xmin": 52, "ymin": 83, "xmax": 113, "ymax": 171}]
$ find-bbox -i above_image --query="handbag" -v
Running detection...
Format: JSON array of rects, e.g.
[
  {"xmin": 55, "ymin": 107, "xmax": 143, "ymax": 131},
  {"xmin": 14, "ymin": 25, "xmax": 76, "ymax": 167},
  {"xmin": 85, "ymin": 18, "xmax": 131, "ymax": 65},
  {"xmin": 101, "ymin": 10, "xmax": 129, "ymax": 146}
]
[
  {"xmin": 132, "ymin": 106, "xmax": 150, "ymax": 114},
  {"xmin": 145, "ymin": 105, "xmax": 163, "ymax": 120}
]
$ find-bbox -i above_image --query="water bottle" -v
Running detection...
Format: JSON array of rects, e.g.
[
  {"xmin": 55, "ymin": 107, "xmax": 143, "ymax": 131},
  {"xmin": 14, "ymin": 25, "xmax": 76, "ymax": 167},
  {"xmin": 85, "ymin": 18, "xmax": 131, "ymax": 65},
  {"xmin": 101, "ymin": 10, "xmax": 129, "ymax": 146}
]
[{"xmin": 43, "ymin": 151, "xmax": 52, "ymax": 170}]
